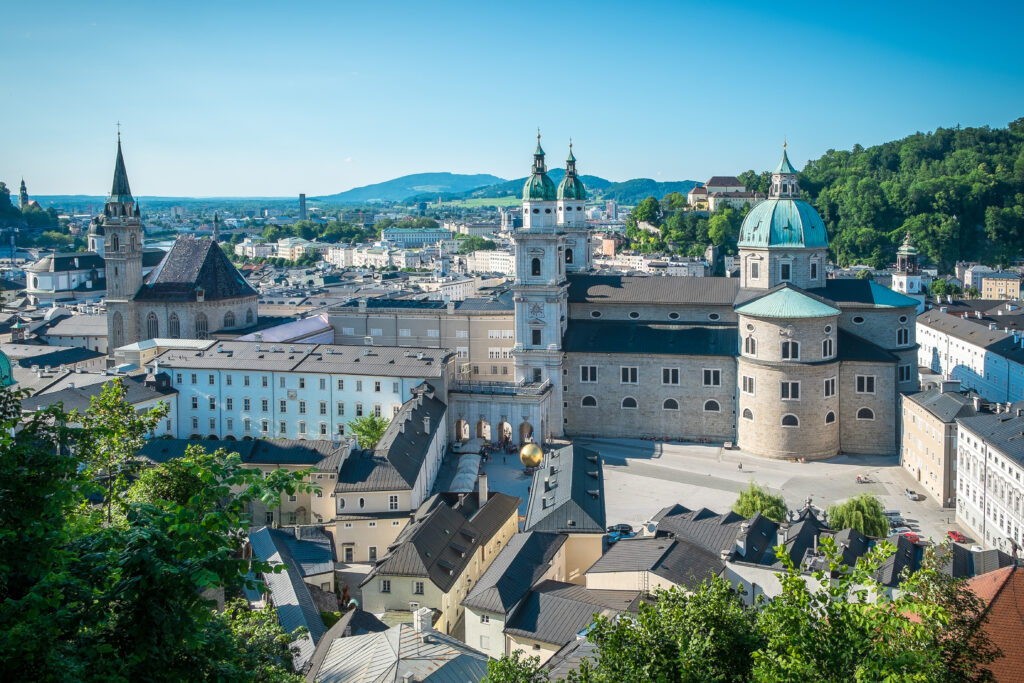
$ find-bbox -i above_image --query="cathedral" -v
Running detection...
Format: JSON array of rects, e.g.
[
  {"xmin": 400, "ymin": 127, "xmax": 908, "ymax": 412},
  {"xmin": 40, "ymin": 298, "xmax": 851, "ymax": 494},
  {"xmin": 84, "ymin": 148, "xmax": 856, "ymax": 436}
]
[
  {"xmin": 98, "ymin": 138, "xmax": 258, "ymax": 350},
  {"xmin": 448, "ymin": 138, "xmax": 919, "ymax": 459}
]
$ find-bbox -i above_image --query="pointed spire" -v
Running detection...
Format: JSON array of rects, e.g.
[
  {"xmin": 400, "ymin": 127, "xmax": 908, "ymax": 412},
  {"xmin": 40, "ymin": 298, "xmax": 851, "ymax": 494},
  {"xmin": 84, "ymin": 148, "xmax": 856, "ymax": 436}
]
[
  {"xmin": 109, "ymin": 136, "xmax": 134, "ymax": 203},
  {"xmin": 775, "ymin": 143, "xmax": 797, "ymax": 175},
  {"xmin": 534, "ymin": 128, "xmax": 544, "ymax": 156},
  {"xmin": 567, "ymin": 138, "xmax": 576, "ymax": 163}
]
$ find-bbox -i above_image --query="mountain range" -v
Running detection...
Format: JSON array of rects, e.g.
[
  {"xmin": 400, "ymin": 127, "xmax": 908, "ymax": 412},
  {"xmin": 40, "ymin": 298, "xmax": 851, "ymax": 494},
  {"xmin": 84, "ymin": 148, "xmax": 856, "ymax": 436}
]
[{"xmin": 315, "ymin": 172, "xmax": 504, "ymax": 204}]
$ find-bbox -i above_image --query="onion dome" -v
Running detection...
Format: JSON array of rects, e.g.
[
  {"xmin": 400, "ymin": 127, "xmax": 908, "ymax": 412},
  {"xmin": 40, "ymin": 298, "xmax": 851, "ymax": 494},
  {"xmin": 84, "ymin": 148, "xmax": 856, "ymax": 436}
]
[
  {"xmin": 522, "ymin": 132, "xmax": 557, "ymax": 201},
  {"xmin": 556, "ymin": 142, "xmax": 587, "ymax": 201}
]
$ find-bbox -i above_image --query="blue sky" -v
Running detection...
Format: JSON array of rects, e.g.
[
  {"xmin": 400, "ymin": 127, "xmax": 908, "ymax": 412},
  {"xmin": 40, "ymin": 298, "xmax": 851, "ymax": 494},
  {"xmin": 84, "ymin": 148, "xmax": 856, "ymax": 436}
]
[{"xmin": 3, "ymin": 0, "xmax": 1024, "ymax": 197}]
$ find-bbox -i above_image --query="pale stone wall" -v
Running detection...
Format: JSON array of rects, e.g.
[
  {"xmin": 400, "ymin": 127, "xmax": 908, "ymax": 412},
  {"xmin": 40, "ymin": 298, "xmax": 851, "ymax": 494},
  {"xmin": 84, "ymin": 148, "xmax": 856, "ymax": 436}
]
[
  {"xmin": 334, "ymin": 516, "xmax": 407, "ymax": 562},
  {"xmin": 563, "ymin": 352, "xmax": 737, "ymax": 441},
  {"xmin": 837, "ymin": 307, "xmax": 915, "ymax": 352},
  {"xmin": 568, "ymin": 301, "xmax": 735, "ymax": 324},
  {"xmin": 506, "ymin": 633, "xmax": 561, "ymax": 665},
  {"xmin": 563, "ymin": 533, "xmax": 604, "ymax": 585},
  {"xmin": 839, "ymin": 360, "xmax": 897, "ymax": 455},
  {"xmin": 900, "ymin": 396, "xmax": 957, "ymax": 506},
  {"xmin": 136, "ymin": 295, "xmax": 258, "ymax": 342},
  {"xmin": 738, "ymin": 314, "xmax": 839, "ymax": 364},
  {"xmin": 738, "ymin": 247, "xmax": 827, "ymax": 290}
]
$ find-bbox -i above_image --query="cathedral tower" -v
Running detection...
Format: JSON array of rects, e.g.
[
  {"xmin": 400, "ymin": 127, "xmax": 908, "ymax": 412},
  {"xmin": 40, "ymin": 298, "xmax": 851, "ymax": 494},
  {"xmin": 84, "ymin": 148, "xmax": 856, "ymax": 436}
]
[
  {"xmin": 101, "ymin": 136, "xmax": 144, "ymax": 350},
  {"xmin": 18, "ymin": 180, "xmax": 28, "ymax": 210},
  {"xmin": 557, "ymin": 142, "xmax": 591, "ymax": 272},
  {"xmin": 513, "ymin": 133, "xmax": 568, "ymax": 439}
]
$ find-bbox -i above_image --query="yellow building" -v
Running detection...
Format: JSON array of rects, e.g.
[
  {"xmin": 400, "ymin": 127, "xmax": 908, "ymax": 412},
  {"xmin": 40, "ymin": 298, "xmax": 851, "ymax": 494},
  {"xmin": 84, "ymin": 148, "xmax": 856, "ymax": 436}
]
[{"xmin": 981, "ymin": 272, "xmax": 1022, "ymax": 300}]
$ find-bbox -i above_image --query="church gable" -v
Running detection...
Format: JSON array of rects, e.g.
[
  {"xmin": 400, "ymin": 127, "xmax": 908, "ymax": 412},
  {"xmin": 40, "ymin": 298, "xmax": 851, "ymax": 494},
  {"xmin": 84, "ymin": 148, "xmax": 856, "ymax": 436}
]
[{"xmin": 135, "ymin": 236, "xmax": 256, "ymax": 302}]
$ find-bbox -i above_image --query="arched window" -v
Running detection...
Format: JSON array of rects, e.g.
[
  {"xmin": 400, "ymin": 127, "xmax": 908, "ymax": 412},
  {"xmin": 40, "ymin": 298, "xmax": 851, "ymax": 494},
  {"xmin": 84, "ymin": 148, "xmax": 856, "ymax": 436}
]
[
  {"xmin": 146, "ymin": 312, "xmax": 159, "ymax": 340},
  {"xmin": 781, "ymin": 340, "xmax": 800, "ymax": 360},
  {"xmin": 109, "ymin": 234, "xmax": 120, "ymax": 252},
  {"xmin": 111, "ymin": 311, "xmax": 124, "ymax": 348},
  {"xmin": 742, "ymin": 408, "xmax": 753, "ymax": 420},
  {"xmin": 663, "ymin": 398, "xmax": 679, "ymax": 410},
  {"xmin": 130, "ymin": 233, "xmax": 136, "ymax": 251},
  {"xmin": 531, "ymin": 258, "xmax": 541, "ymax": 276},
  {"xmin": 897, "ymin": 328, "xmax": 909, "ymax": 345},
  {"xmin": 565, "ymin": 248, "xmax": 574, "ymax": 264},
  {"xmin": 781, "ymin": 414, "xmax": 799, "ymax": 427},
  {"xmin": 744, "ymin": 336, "xmax": 757, "ymax": 355},
  {"xmin": 825, "ymin": 411, "xmax": 836, "ymax": 424},
  {"xmin": 857, "ymin": 407, "xmax": 875, "ymax": 420},
  {"xmin": 822, "ymin": 338, "xmax": 833, "ymax": 357},
  {"xmin": 621, "ymin": 397, "xmax": 637, "ymax": 409},
  {"xmin": 703, "ymin": 400, "xmax": 720, "ymax": 412},
  {"xmin": 195, "ymin": 313, "xmax": 209, "ymax": 339},
  {"xmin": 245, "ymin": 308, "xmax": 254, "ymax": 324},
  {"xmin": 224, "ymin": 311, "xmax": 236, "ymax": 329},
  {"xmin": 168, "ymin": 313, "xmax": 181, "ymax": 338},
  {"xmin": 581, "ymin": 396, "xmax": 597, "ymax": 407}
]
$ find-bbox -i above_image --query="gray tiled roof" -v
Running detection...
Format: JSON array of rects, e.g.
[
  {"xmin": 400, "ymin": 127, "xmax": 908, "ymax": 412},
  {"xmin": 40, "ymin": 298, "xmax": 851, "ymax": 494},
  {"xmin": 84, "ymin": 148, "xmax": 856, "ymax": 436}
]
[
  {"xmin": 586, "ymin": 537, "xmax": 722, "ymax": 590},
  {"xmin": 652, "ymin": 505, "xmax": 746, "ymax": 556},
  {"xmin": 957, "ymin": 407, "xmax": 1024, "ymax": 464},
  {"xmin": 24, "ymin": 374, "xmax": 176, "ymax": 414},
  {"xmin": 905, "ymin": 389, "xmax": 976, "ymax": 423},
  {"xmin": 462, "ymin": 531, "xmax": 566, "ymax": 614},
  {"xmin": 360, "ymin": 491, "xmax": 521, "ymax": 593},
  {"xmin": 567, "ymin": 273, "xmax": 740, "ymax": 306},
  {"xmin": 335, "ymin": 383, "xmax": 446, "ymax": 493},
  {"xmin": 25, "ymin": 251, "xmax": 105, "ymax": 273},
  {"xmin": 524, "ymin": 444, "xmax": 606, "ymax": 534},
  {"xmin": 138, "ymin": 437, "xmax": 347, "ymax": 470},
  {"xmin": 14, "ymin": 346, "xmax": 104, "ymax": 368},
  {"xmin": 917, "ymin": 309, "xmax": 1024, "ymax": 364},
  {"xmin": 564, "ymin": 320, "xmax": 737, "ymax": 357},
  {"xmin": 40, "ymin": 314, "xmax": 108, "ymax": 337},
  {"xmin": 270, "ymin": 526, "xmax": 336, "ymax": 577},
  {"xmin": 248, "ymin": 526, "xmax": 328, "ymax": 671},
  {"xmin": 503, "ymin": 580, "xmax": 641, "ymax": 647},
  {"xmin": 304, "ymin": 608, "xmax": 388, "ymax": 680},
  {"xmin": 136, "ymin": 236, "xmax": 256, "ymax": 302}
]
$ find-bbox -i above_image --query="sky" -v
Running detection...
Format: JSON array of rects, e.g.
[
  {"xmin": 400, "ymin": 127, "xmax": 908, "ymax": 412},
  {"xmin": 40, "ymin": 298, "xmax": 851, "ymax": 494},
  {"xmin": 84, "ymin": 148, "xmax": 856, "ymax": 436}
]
[{"xmin": 3, "ymin": 0, "xmax": 1024, "ymax": 197}]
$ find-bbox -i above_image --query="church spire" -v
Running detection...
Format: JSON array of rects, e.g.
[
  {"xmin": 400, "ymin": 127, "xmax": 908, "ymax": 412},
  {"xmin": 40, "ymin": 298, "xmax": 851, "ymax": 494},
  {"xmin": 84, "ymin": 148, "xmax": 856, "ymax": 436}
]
[
  {"xmin": 109, "ymin": 135, "xmax": 134, "ymax": 203},
  {"xmin": 770, "ymin": 142, "xmax": 799, "ymax": 199}
]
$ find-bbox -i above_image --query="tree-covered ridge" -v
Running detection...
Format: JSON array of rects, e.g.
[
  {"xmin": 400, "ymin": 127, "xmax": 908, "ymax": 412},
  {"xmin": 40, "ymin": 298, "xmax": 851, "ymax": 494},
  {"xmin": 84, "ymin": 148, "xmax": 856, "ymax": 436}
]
[{"xmin": 795, "ymin": 118, "xmax": 1024, "ymax": 269}]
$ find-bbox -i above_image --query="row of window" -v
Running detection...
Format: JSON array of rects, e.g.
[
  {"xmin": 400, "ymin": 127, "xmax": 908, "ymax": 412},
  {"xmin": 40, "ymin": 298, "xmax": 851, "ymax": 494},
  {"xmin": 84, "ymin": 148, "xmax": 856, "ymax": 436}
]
[
  {"xmin": 145, "ymin": 309, "xmax": 253, "ymax": 339},
  {"xmin": 581, "ymin": 396, "xmax": 720, "ymax": 411},
  {"xmin": 579, "ymin": 365, "xmax": 722, "ymax": 387},
  {"xmin": 739, "ymin": 408, "xmax": 873, "ymax": 424},
  {"xmin": 742, "ymin": 337, "xmax": 834, "ymax": 360},
  {"xmin": 589, "ymin": 310, "xmax": 719, "ymax": 322},
  {"xmin": 189, "ymin": 417, "xmax": 345, "ymax": 436},
  {"xmin": 176, "ymin": 373, "xmax": 397, "ymax": 393},
  {"xmin": 748, "ymin": 259, "xmax": 819, "ymax": 282},
  {"xmin": 189, "ymin": 396, "xmax": 394, "ymax": 418},
  {"xmin": 337, "ymin": 494, "xmax": 399, "ymax": 511},
  {"xmin": 379, "ymin": 579, "xmax": 424, "ymax": 594}
]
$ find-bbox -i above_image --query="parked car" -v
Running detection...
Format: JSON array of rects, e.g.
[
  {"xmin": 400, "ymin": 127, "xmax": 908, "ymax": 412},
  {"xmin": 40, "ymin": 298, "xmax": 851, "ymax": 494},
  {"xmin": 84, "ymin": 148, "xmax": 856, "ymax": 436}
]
[
  {"xmin": 607, "ymin": 523, "xmax": 633, "ymax": 535},
  {"xmin": 887, "ymin": 516, "xmax": 906, "ymax": 528},
  {"xmin": 947, "ymin": 530, "xmax": 967, "ymax": 543},
  {"xmin": 891, "ymin": 526, "xmax": 912, "ymax": 535},
  {"xmin": 883, "ymin": 509, "xmax": 902, "ymax": 518},
  {"xmin": 904, "ymin": 488, "xmax": 920, "ymax": 501},
  {"xmin": 607, "ymin": 530, "xmax": 636, "ymax": 545},
  {"xmin": 903, "ymin": 532, "xmax": 921, "ymax": 544}
]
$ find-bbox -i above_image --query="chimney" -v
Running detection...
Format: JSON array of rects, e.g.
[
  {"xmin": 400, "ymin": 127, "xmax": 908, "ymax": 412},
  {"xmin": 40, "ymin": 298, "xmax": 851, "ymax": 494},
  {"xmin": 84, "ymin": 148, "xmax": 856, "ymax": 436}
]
[
  {"xmin": 294, "ymin": 526, "xmax": 301, "ymax": 539},
  {"xmin": 976, "ymin": 311, "xmax": 982, "ymax": 319},
  {"xmin": 422, "ymin": 415, "xmax": 430, "ymax": 434},
  {"xmin": 989, "ymin": 322, "xmax": 997, "ymax": 331},
  {"xmin": 478, "ymin": 473, "xmax": 488, "ymax": 504},
  {"xmin": 254, "ymin": 332, "xmax": 263, "ymax": 343},
  {"xmin": 972, "ymin": 396, "xmax": 982, "ymax": 412},
  {"xmin": 940, "ymin": 306, "xmax": 948, "ymax": 313},
  {"xmin": 947, "ymin": 294, "xmax": 953, "ymax": 303},
  {"xmin": 446, "ymin": 299, "xmax": 455, "ymax": 315}
]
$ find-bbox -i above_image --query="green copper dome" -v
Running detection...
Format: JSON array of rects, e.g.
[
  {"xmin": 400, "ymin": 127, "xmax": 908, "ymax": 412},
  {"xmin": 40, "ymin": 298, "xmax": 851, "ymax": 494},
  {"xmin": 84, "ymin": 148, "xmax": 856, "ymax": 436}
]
[
  {"xmin": 775, "ymin": 148, "xmax": 797, "ymax": 174},
  {"xmin": 523, "ymin": 135, "xmax": 557, "ymax": 201},
  {"xmin": 738, "ymin": 198, "xmax": 829, "ymax": 249},
  {"xmin": 557, "ymin": 143, "xmax": 587, "ymax": 201},
  {"xmin": 0, "ymin": 350, "xmax": 13, "ymax": 387}
]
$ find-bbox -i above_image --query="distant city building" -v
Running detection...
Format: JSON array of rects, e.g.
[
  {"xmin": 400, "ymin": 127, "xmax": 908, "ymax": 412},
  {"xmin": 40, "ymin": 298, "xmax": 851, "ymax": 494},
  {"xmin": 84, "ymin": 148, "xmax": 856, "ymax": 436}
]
[
  {"xmin": 981, "ymin": 271, "xmax": 1022, "ymax": 299},
  {"xmin": 299, "ymin": 193, "xmax": 307, "ymax": 220},
  {"xmin": 381, "ymin": 226, "xmax": 452, "ymax": 248}
]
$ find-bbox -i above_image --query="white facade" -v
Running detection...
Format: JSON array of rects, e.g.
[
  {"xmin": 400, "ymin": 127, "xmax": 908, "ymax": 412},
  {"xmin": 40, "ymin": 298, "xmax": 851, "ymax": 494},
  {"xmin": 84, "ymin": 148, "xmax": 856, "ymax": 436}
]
[
  {"xmin": 955, "ymin": 418, "xmax": 1024, "ymax": 551},
  {"xmin": 234, "ymin": 239, "xmax": 275, "ymax": 258},
  {"xmin": 465, "ymin": 249, "xmax": 515, "ymax": 276},
  {"xmin": 917, "ymin": 315, "xmax": 1024, "ymax": 403}
]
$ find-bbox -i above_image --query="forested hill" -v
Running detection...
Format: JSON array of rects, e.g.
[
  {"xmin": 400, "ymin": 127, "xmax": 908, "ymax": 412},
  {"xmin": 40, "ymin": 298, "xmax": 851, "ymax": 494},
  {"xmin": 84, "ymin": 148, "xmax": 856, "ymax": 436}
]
[{"xmin": 793, "ymin": 119, "xmax": 1024, "ymax": 269}]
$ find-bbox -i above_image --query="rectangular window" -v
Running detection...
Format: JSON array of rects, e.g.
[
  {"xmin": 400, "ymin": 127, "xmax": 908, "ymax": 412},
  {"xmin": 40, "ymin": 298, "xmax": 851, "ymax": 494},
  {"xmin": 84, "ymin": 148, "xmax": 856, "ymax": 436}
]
[
  {"xmin": 580, "ymin": 366, "xmax": 598, "ymax": 383},
  {"xmin": 243, "ymin": 418, "xmax": 251, "ymax": 432},
  {"xmin": 370, "ymin": 328, "xmax": 383, "ymax": 336},
  {"xmin": 742, "ymin": 375, "xmax": 755, "ymax": 395},
  {"xmin": 243, "ymin": 375, "xmax": 250, "ymax": 387},
  {"xmin": 336, "ymin": 378, "xmax": 344, "ymax": 391},
  {"xmin": 398, "ymin": 328, "xmax": 411, "ymax": 337},
  {"xmin": 209, "ymin": 397, "xmax": 216, "ymax": 410},
  {"xmin": 392, "ymin": 382, "xmax": 399, "ymax": 393},
  {"xmin": 261, "ymin": 420, "xmax": 268, "ymax": 432},
  {"xmin": 374, "ymin": 381, "xmax": 381, "ymax": 392},
  {"xmin": 298, "ymin": 400, "xmax": 306, "ymax": 415},
  {"xmin": 780, "ymin": 262, "xmax": 791, "ymax": 281},
  {"xmin": 319, "ymin": 401, "xmax": 327, "ymax": 415},
  {"xmin": 298, "ymin": 377, "xmax": 306, "ymax": 389},
  {"xmin": 261, "ymin": 398, "xmax": 269, "ymax": 412},
  {"xmin": 824, "ymin": 377, "xmax": 836, "ymax": 397},
  {"xmin": 781, "ymin": 341, "xmax": 800, "ymax": 360},
  {"xmin": 488, "ymin": 329, "xmax": 500, "ymax": 339},
  {"xmin": 413, "ymin": 581, "xmax": 424, "ymax": 595},
  {"xmin": 703, "ymin": 369, "xmax": 721, "ymax": 387},
  {"xmin": 279, "ymin": 399, "xmax": 287, "ymax": 413},
  {"xmin": 427, "ymin": 329, "xmax": 439, "ymax": 338},
  {"xmin": 822, "ymin": 338, "xmax": 833, "ymax": 357},
  {"xmin": 532, "ymin": 329, "xmax": 542, "ymax": 346},
  {"xmin": 856, "ymin": 375, "xmax": 875, "ymax": 394},
  {"xmin": 455, "ymin": 330, "xmax": 468, "ymax": 338},
  {"xmin": 456, "ymin": 346, "xmax": 469, "ymax": 358},
  {"xmin": 225, "ymin": 398, "xmax": 233, "ymax": 410},
  {"xmin": 781, "ymin": 381, "xmax": 800, "ymax": 400},
  {"xmin": 191, "ymin": 374, "xmax": 197, "ymax": 385},
  {"xmin": 389, "ymin": 494, "xmax": 399, "ymax": 510},
  {"xmin": 381, "ymin": 579, "xmax": 391, "ymax": 593},
  {"xmin": 319, "ymin": 423, "xmax": 327, "ymax": 436},
  {"xmin": 392, "ymin": 404, "xmax": 401, "ymax": 417},
  {"xmin": 899, "ymin": 365, "xmax": 913, "ymax": 382},
  {"xmin": 298, "ymin": 421, "xmax": 306, "ymax": 434},
  {"xmin": 810, "ymin": 261, "xmax": 819, "ymax": 280},
  {"xmin": 355, "ymin": 380, "xmax": 363, "ymax": 392},
  {"xmin": 209, "ymin": 417, "xmax": 216, "ymax": 430},
  {"xmin": 225, "ymin": 418, "xmax": 233, "ymax": 431},
  {"xmin": 225, "ymin": 375, "xmax": 232, "ymax": 386},
  {"xmin": 176, "ymin": 373, "xmax": 182, "ymax": 384},
  {"xmin": 191, "ymin": 417, "xmax": 198, "ymax": 429},
  {"xmin": 355, "ymin": 403, "xmax": 364, "ymax": 417},
  {"xmin": 191, "ymin": 396, "xmax": 198, "ymax": 409},
  {"xmin": 373, "ymin": 403, "xmax": 382, "ymax": 417},
  {"xmin": 898, "ymin": 328, "xmax": 909, "ymax": 345},
  {"xmin": 750, "ymin": 261, "xmax": 760, "ymax": 280},
  {"xmin": 208, "ymin": 374, "xmax": 215, "ymax": 385},
  {"xmin": 342, "ymin": 327, "xmax": 355, "ymax": 335},
  {"xmin": 262, "ymin": 376, "xmax": 268, "ymax": 387},
  {"xmin": 279, "ymin": 377, "xmax": 286, "ymax": 389},
  {"xmin": 620, "ymin": 367, "xmax": 638, "ymax": 384},
  {"xmin": 243, "ymin": 398, "xmax": 251, "ymax": 411},
  {"xmin": 662, "ymin": 368, "xmax": 679, "ymax": 385},
  {"xmin": 368, "ymin": 546, "xmax": 377, "ymax": 562},
  {"xmin": 319, "ymin": 377, "xmax": 326, "ymax": 390},
  {"xmin": 336, "ymin": 402, "xmax": 345, "ymax": 416}
]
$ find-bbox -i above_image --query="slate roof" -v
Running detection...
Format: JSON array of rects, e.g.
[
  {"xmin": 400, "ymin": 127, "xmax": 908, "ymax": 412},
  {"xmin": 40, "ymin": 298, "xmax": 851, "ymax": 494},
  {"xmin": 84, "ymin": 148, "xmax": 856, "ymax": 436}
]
[
  {"xmin": 138, "ymin": 437, "xmax": 347, "ymax": 470},
  {"xmin": 503, "ymin": 580, "xmax": 641, "ymax": 646},
  {"xmin": 336, "ymin": 383, "xmax": 446, "ymax": 493},
  {"xmin": 40, "ymin": 314, "xmax": 107, "ymax": 337},
  {"xmin": 807, "ymin": 279, "xmax": 918, "ymax": 309},
  {"xmin": 706, "ymin": 176, "xmax": 744, "ymax": 187},
  {"xmin": 13, "ymin": 346, "xmax": 104, "ymax": 369},
  {"xmin": 652, "ymin": 504, "xmax": 747, "ymax": 556},
  {"xmin": 563, "ymin": 320, "xmax": 736, "ymax": 357},
  {"xmin": 524, "ymin": 444, "xmax": 606, "ymax": 534},
  {"xmin": 360, "ymin": 491, "xmax": 521, "ymax": 593},
  {"xmin": 248, "ymin": 526, "xmax": 328, "ymax": 671},
  {"xmin": 917, "ymin": 309, "xmax": 1024, "ymax": 364},
  {"xmin": 25, "ymin": 252, "xmax": 105, "ymax": 273},
  {"xmin": 461, "ymin": 531, "xmax": 566, "ymax": 614},
  {"xmin": 135, "ymin": 236, "xmax": 256, "ymax": 302},
  {"xmin": 545, "ymin": 638, "xmax": 599, "ymax": 681},
  {"xmin": 735, "ymin": 285, "xmax": 840, "ymax": 319},
  {"xmin": 305, "ymin": 608, "xmax": 389, "ymax": 680},
  {"xmin": 837, "ymin": 328, "xmax": 898, "ymax": 364},
  {"xmin": 904, "ymin": 388, "xmax": 976, "ymax": 423},
  {"xmin": 23, "ymin": 374, "xmax": 176, "ymax": 414},
  {"xmin": 567, "ymin": 273, "xmax": 740, "ymax": 306},
  {"xmin": 586, "ymin": 537, "xmax": 722, "ymax": 590},
  {"xmin": 967, "ymin": 566, "xmax": 1024, "ymax": 683},
  {"xmin": 264, "ymin": 526, "xmax": 336, "ymax": 577},
  {"xmin": 308, "ymin": 623, "xmax": 488, "ymax": 683},
  {"xmin": 957, "ymin": 408, "xmax": 1024, "ymax": 465}
]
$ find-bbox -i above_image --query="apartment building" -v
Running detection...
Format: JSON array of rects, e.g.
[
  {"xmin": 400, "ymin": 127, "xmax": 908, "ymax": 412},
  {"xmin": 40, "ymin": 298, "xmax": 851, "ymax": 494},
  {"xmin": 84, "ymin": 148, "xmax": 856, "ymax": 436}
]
[{"xmin": 981, "ymin": 272, "xmax": 1022, "ymax": 300}]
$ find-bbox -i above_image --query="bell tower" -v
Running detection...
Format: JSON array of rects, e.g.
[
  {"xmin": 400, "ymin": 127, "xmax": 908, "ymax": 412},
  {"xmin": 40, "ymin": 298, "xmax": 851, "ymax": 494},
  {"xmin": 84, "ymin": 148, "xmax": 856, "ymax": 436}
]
[
  {"xmin": 513, "ymin": 133, "xmax": 567, "ymax": 437},
  {"xmin": 557, "ymin": 141, "xmax": 591, "ymax": 272},
  {"xmin": 102, "ymin": 135, "xmax": 144, "ymax": 350},
  {"xmin": 892, "ymin": 232, "xmax": 924, "ymax": 312}
]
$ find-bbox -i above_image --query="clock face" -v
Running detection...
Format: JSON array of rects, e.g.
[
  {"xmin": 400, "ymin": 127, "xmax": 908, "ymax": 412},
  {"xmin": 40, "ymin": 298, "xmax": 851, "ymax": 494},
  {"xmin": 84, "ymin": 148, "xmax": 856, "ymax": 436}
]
[{"xmin": 529, "ymin": 303, "xmax": 544, "ymax": 317}]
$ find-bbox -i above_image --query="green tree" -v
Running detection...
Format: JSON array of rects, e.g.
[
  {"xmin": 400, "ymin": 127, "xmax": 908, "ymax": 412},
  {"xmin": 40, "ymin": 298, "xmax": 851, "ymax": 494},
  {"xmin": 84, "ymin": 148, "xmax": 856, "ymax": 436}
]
[
  {"xmin": 348, "ymin": 415, "xmax": 390, "ymax": 449},
  {"xmin": 457, "ymin": 235, "xmax": 497, "ymax": 254},
  {"xmin": 74, "ymin": 377, "xmax": 168, "ymax": 523},
  {"xmin": 484, "ymin": 650, "xmax": 549, "ymax": 683},
  {"xmin": 856, "ymin": 268, "xmax": 874, "ymax": 280},
  {"xmin": 580, "ymin": 576, "xmax": 764, "ymax": 682},
  {"xmin": 826, "ymin": 494, "xmax": 889, "ymax": 537},
  {"xmin": 632, "ymin": 196, "xmax": 661, "ymax": 225},
  {"xmin": 732, "ymin": 480, "xmax": 788, "ymax": 523}
]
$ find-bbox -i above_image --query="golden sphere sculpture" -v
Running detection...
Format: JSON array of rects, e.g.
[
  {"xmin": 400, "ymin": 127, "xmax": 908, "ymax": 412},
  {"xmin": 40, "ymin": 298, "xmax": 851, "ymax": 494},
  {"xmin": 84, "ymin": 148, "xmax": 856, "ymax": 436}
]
[{"xmin": 519, "ymin": 442, "xmax": 543, "ymax": 468}]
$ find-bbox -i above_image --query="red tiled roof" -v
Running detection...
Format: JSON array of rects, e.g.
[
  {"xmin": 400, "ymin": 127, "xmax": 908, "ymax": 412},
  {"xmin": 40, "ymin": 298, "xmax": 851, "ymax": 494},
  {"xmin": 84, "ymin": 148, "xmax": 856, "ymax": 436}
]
[{"xmin": 968, "ymin": 565, "xmax": 1024, "ymax": 682}]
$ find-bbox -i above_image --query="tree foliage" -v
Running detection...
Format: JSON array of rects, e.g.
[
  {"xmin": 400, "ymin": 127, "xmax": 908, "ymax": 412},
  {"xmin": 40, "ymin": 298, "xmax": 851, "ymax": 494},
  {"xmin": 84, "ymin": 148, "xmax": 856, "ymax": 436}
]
[
  {"xmin": 457, "ymin": 235, "xmax": 497, "ymax": 254},
  {"xmin": 826, "ymin": 494, "xmax": 890, "ymax": 538},
  {"xmin": 348, "ymin": 414, "xmax": 390, "ymax": 449},
  {"xmin": 732, "ymin": 480, "xmax": 788, "ymax": 523},
  {"xmin": 0, "ymin": 385, "xmax": 314, "ymax": 681}
]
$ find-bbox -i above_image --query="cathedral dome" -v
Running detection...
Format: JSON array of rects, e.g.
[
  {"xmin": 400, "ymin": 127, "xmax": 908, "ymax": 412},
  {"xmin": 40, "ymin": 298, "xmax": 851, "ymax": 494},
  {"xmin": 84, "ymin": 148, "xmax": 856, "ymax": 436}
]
[
  {"xmin": 523, "ymin": 172, "xmax": 557, "ymax": 201},
  {"xmin": 738, "ymin": 198, "xmax": 829, "ymax": 249},
  {"xmin": 556, "ymin": 146, "xmax": 587, "ymax": 201}
]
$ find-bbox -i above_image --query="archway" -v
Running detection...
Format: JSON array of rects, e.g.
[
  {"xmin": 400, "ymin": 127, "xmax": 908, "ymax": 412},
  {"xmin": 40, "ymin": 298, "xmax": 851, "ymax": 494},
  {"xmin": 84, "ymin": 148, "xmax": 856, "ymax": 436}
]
[
  {"xmin": 518, "ymin": 420, "xmax": 534, "ymax": 446},
  {"xmin": 476, "ymin": 419, "xmax": 491, "ymax": 442},
  {"xmin": 496, "ymin": 421, "xmax": 513, "ymax": 446},
  {"xmin": 454, "ymin": 419, "xmax": 470, "ymax": 443}
]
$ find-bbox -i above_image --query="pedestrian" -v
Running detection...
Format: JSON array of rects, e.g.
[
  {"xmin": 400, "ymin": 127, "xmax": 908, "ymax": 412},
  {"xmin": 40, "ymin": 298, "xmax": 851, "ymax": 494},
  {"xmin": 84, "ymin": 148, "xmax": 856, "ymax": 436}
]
[{"xmin": 738, "ymin": 462, "xmax": 743, "ymax": 471}]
